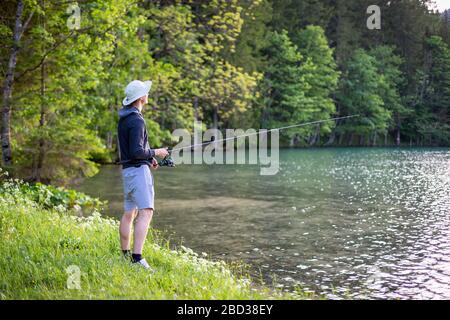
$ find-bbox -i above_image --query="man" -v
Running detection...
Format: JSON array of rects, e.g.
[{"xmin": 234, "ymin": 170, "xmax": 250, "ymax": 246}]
[{"xmin": 117, "ymin": 80, "xmax": 169, "ymax": 269}]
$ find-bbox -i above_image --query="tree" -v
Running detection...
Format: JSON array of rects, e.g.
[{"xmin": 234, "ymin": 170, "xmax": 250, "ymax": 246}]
[
  {"xmin": 412, "ymin": 35, "xmax": 450, "ymax": 145},
  {"xmin": 439, "ymin": 9, "xmax": 450, "ymax": 45},
  {"xmin": 146, "ymin": 0, "xmax": 259, "ymax": 130},
  {"xmin": 1, "ymin": 0, "xmax": 34, "ymax": 166},
  {"xmin": 225, "ymin": 0, "xmax": 272, "ymax": 74},
  {"xmin": 3, "ymin": 0, "xmax": 136, "ymax": 183},
  {"xmin": 295, "ymin": 25, "xmax": 340, "ymax": 145},
  {"xmin": 337, "ymin": 49, "xmax": 391, "ymax": 145},
  {"xmin": 270, "ymin": 0, "xmax": 335, "ymax": 33},
  {"xmin": 369, "ymin": 45, "xmax": 409, "ymax": 145},
  {"xmin": 259, "ymin": 30, "xmax": 313, "ymax": 145}
]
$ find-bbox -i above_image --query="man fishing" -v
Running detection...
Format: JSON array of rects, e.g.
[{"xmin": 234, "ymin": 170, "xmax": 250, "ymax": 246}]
[{"xmin": 117, "ymin": 80, "xmax": 169, "ymax": 269}]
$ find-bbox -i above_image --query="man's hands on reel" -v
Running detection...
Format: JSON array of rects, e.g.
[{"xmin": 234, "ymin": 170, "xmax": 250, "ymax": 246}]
[
  {"xmin": 151, "ymin": 158, "xmax": 159, "ymax": 170},
  {"xmin": 155, "ymin": 148, "xmax": 169, "ymax": 159},
  {"xmin": 152, "ymin": 147, "xmax": 175, "ymax": 168}
]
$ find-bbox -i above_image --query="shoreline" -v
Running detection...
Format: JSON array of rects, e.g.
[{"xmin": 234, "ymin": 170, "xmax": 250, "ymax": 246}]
[{"xmin": 0, "ymin": 179, "xmax": 310, "ymax": 300}]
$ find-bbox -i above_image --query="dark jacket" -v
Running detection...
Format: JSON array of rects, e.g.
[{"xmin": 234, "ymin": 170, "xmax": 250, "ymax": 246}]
[{"xmin": 117, "ymin": 106, "xmax": 155, "ymax": 169}]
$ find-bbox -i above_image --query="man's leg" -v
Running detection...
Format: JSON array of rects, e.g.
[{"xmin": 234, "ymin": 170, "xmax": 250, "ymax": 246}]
[
  {"xmin": 120, "ymin": 209, "xmax": 137, "ymax": 251},
  {"xmin": 133, "ymin": 208, "xmax": 153, "ymax": 255}
]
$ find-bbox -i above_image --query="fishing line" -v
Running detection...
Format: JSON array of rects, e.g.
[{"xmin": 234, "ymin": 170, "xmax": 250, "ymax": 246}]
[{"xmin": 169, "ymin": 114, "xmax": 360, "ymax": 152}]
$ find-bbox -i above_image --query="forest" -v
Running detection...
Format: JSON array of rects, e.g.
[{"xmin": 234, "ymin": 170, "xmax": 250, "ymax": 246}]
[{"xmin": 1, "ymin": 0, "xmax": 449, "ymax": 184}]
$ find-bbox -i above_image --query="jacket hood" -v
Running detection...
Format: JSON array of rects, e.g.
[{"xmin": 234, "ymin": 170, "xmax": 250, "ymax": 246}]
[{"xmin": 118, "ymin": 107, "xmax": 141, "ymax": 119}]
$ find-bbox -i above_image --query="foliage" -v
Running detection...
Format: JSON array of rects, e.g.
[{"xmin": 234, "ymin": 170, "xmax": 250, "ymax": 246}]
[
  {"xmin": 0, "ymin": 169, "xmax": 106, "ymax": 213},
  {"xmin": 258, "ymin": 27, "xmax": 339, "ymax": 145},
  {"xmin": 412, "ymin": 35, "xmax": 450, "ymax": 145},
  {"xmin": 1, "ymin": 0, "xmax": 449, "ymax": 183},
  {"xmin": 259, "ymin": 30, "xmax": 308, "ymax": 144},
  {"xmin": 337, "ymin": 49, "xmax": 391, "ymax": 141},
  {"xmin": 295, "ymin": 25, "xmax": 340, "ymax": 143}
]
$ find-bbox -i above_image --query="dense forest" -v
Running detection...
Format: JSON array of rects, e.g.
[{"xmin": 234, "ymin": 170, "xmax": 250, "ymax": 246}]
[{"xmin": 1, "ymin": 0, "xmax": 449, "ymax": 184}]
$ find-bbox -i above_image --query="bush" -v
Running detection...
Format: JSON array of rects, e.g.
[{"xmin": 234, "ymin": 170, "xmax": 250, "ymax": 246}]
[{"xmin": 0, "ymin": 168, "xmax": 106, "ymax": 214}]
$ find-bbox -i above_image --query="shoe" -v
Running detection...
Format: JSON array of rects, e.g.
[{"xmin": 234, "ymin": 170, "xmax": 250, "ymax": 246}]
[
  {"xmin": 133, "ymin": 257, "xmax": 152, "ymax": 270},
  {"xmin": 122, "ymin": 251, "xmax": 132, "ymax": 261}
]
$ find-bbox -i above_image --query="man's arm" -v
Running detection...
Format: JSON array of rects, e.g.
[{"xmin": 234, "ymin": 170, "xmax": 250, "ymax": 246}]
[{"xmin": 128, "ymin": 118, "xmax": 155, "ymax": 160}]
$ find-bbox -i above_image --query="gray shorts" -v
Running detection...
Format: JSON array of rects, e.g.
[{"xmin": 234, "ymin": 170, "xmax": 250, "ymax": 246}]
[{"xmin": 122, "ymin": 165, "xmax": 155, "ymax": 212}]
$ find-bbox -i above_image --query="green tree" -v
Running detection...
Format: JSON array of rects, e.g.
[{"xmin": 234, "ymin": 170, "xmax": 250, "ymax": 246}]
[
  {"xmin": 295, "ymin": 25, "xmax": 340, "ymax": 145},
  {"xmin": 259, "ymin": 30, "xmax": 313, "ymax": 145},
  {"xmin": 225, "ymin": 0, "xmax": 272, "ymax": 74},
  {"xmin": 147, "ymin": 1, "xmax": 259, "ymax": 130},
  {"xmin": 337, "ymin": 49, "xmax": 391, "ymax": 145},
  {"xmin": 3, "ymin": 0, "xmax": 135, "ymax": 183},
  {"xmin": 412, "ymin": 36, "xmax": 450, "ymax": 145},
  {"xmin": 369, "ymin": 45, "xmax": 409, "ymax": 145},
  {"xmin": 270, "ymin": 0, "xmax": 335, "ymax": 33}
]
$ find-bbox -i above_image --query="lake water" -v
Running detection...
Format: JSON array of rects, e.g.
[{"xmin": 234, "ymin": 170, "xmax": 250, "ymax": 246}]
[{"xmin": 76, "ymin": 148, "xmax": 450, "ymax": 299}]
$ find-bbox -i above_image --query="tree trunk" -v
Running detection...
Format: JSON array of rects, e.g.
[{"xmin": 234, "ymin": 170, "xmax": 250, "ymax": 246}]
[
  {"xmin": 2, "ymin": 0, "xmax": 24, "ymax": 166},
  {"xmin": 106, "ymin": 132, "xmax": 113, "ymax": 150},
  {"xmin": 193, "ymin": 97, "xmax": 200, "ymax": 152},
  {"xmin": 193, "ymin": 96, "xmax": 199, "ymax": 121},
  {"xmin": 348, "ymin": 133, "xmax": 354, "ymax": 146},
  {"xmin": 384, "ymin": 132, "xmax": 388, "ymax": 146},
  {"xmin": 338, "ymin": 132, "xmax": 344, "ymax": 145},
  {"xmin": 309, "ymin": 124, "xmax": 321, "ymax": 146},
  {"xmin": 325, "ymin": 130, "xmax": 335, "ymax": 145},
  {"xmin": 213, "ymin": 105, "xmax": 219, "ymax": 129},
  {"xmin": 395, "ymin": 126, "xmax": 401, "ymax": 146},
  {"xmin": 326, "ymin": 118, "xmax": 341, "ymax": 146},
  {"xmin": 289, "ymin": 136, "xmax": 295, "ymax": 147},
  {"xmin": 35, "ymin": 0, "xmax": 47, "ymax": 182},
  {"xmin": 35, "ymin": 61, "xmax": 46, "ymax": 182},
  {"xmin": 373, "ymin": 132, "xmax": 377, "ymax": 147},
  {"xmin": 106, "ymin": 103, "xmax": 116, "ymax": 150}
]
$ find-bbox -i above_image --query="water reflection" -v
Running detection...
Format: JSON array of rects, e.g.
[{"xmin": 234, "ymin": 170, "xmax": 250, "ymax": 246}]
[{"xmin": 76, "ymin": 148, "xmax": 450, "ymax": 299}]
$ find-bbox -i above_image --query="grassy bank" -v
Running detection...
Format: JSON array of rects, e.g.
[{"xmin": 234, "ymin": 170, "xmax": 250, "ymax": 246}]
[{"xmin": 0, "ymin": 178, "xmax": 306, "ymax": 299}]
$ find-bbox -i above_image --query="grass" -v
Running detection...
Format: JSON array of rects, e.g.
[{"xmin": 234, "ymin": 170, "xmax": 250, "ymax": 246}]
[{"xmin": 0, "ymin": 179, "xmax": 309, "ymax": 300}]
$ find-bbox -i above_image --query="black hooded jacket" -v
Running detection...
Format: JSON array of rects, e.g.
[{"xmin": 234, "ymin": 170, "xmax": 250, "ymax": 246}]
[{"xmin": 117, "ymin": 106, "xmax": 155, "ymax": 169}]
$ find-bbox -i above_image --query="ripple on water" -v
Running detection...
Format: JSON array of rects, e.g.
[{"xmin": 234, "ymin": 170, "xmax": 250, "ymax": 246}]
[{"xmin": 78, "ymin": 149, "xmax": 450, "ymax": 299}]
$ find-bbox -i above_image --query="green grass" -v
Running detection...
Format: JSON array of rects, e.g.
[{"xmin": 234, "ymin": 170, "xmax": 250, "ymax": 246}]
[{"xmin": 0, "ymin": 179, "xmax": 309, "ymax": 300}]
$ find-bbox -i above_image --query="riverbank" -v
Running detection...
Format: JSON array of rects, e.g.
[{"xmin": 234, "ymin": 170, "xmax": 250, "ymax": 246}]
[
  {"xmin": 75, "ymin": 148, "xmax": 450, "ymax": 299},
  {"xmin": 0, "ymin": 178, "xmax": 307, "ymax": 299}
]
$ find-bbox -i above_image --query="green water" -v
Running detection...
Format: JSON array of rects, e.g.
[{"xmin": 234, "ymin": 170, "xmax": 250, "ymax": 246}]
[{"xmin": 76, "ymin": 148, "xmax": 450, "ymax": 299}]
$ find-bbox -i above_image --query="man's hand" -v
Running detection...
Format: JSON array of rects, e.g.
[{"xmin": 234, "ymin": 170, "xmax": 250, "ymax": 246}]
[
  {"xmin": 151, "ymin": 158, "xmax": 159, "ymax": 170},
  {"xmin": 155, "ymin": 148, "xmax": 169, "ymax": 159}
]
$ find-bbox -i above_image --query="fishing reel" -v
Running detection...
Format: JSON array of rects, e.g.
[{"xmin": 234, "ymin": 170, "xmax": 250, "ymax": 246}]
[{"xmin": 158, "ymin": 155, "xmax": 175, "ymax": 167}]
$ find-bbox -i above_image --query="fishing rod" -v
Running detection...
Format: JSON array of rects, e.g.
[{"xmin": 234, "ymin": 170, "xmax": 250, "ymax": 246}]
[
  {"xmin": 169, "ymin": 114, "xmax": 360, "ymax": 153},
  {"xmin": 121, "ymin": 114, "xmax": 359, "ymax": 167}
]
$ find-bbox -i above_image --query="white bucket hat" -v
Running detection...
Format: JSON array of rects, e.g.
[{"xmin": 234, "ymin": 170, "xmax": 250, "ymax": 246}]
[{"xmin": 122, "ymin": 80, "xmax": 152, "ymax": 106}]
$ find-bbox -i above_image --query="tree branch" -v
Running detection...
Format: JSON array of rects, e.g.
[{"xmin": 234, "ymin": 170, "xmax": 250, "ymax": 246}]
[
  {"xmin": 19, "ymin": 9, "xmax": 35, "ymax": 40},
  {"xmin": 15, "ymin": 29, "xmax": 82, "ymax": 81}
]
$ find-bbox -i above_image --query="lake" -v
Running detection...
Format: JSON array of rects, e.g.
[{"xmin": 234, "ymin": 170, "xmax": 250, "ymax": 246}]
[{"xmin": 76, "ymin": 148, "xmax": 450, "ymax": 299}]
